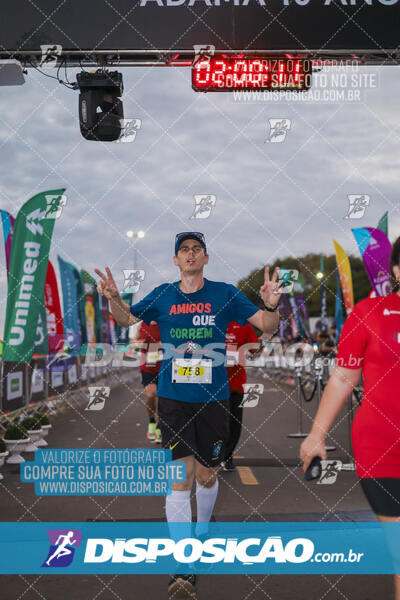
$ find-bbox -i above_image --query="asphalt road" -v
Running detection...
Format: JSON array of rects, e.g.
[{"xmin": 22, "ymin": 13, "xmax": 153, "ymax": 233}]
[{"xmin": 0, "ymin": 367, "xmax": 394, "ymax": 599}]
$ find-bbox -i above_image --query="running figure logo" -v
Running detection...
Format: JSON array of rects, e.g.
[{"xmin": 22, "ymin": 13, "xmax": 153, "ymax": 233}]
[
  {"xmin": 123, "ymin": 269, "xmax": 145, "ymax": 294},
  {"xmin": 44, "ymin": 194, "xmax": 67, "ymax": 219},
  {"xmin": 39, "ymin": 44, "xmax": 62, "ymax": 69},
  {"xmin": 344, "ymin": 195, "xmax": 370, "ymax": 219},
  {"xmin": 86, "ymin": 386, "xmax": 110, "ymax": 411},
  {"xmin": 277, "ymin": 269, "xmax": 299, "ymax": 294},
  {"xmin": 266, "ymin": 119, "xmax": 291, "ymax": 143},
  {"xmin": 240, "ymin": 384, "xmax": 264, "ymax": 408},
  {"xmin": 185, "ymin": 341, "xmax": 202, "ymax": 353},
  {"xmin": 42, "ymin": 529, "xmax": 82, "ymax": 567},
  {"xmin": 190, "ymin": 194, "xmax": 217, "ymax": 219},
  {"xmin": 115, "ymin": 118, "xmax": 142, "ymax": 143},
  {"xmin": 193, "ymin": 44, "xmax": 215, "ymax": 59},
  {"xmin": 317, "ymin": 460, "xmax": 342, "ymax": 485}
]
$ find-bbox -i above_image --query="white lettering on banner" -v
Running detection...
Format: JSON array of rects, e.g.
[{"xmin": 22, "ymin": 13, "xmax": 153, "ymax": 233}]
[
  {"xmin": 24, "ymin": 258, "xmax": 37, "ymax": 275},
  {"xmin": 15, "ymin": 308, "xmax": 28, "ymax": 326},
  {"xmin": 25, "ymin": 241, "xmax": 40, "ymax": 258},
  {"xmin": 47, "ymin": 311, "xmax": 57, "ymax": 335},
  {"xmin": 25, "ymin": 209, "xmax": 45, "ymax": 236},
  {"xmin": 9, "ymin": 242, "xmax": 41, "ymax": 346},
  {"xmin": 84, "ymin": 536, "xmax": 315, "ymax": 564}
]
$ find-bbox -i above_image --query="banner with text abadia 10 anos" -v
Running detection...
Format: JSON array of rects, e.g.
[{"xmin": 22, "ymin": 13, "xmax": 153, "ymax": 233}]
[{"xmin": 2, "ymin": 189, "xmax": 65, "ymax": 363}]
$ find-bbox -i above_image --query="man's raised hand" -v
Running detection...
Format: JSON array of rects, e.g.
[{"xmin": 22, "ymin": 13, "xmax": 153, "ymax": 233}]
[
  {"xmin": 95, "ymin": 267, "xmax": 119, "ymax": 300},
  {"xmin": 259, "ymin": 266, "xmax": 281, "ymax": 309}
]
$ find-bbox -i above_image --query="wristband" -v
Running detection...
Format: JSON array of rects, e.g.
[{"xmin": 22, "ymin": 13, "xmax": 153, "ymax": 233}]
[{"xmin": 263, "ymin": 302, "xmax": 279, "ymax": 313}]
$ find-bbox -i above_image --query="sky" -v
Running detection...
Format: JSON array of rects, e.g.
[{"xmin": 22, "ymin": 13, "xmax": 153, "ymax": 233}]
[{"xmin": 0, "ymin": 62, "xmax": 399, "ymax": 333}]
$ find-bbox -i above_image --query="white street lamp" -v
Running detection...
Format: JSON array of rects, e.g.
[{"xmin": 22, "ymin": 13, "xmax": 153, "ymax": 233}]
[{"xmin": 126, "ymin": 230, "xmax": 146, "ymax": 271}]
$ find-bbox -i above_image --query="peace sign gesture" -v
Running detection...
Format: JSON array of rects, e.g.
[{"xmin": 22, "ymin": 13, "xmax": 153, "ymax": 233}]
[
  {"xmin": 259, "ymin": 266, "xmax": 281, "ymax": 309},
  {"xmin": 94, "ymin": 267, "xmax": 119, "ymax": 300}
]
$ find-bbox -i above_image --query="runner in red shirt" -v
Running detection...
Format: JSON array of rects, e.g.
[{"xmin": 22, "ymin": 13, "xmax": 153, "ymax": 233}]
[
  {"xmin": 134, "ymin": 320, "xmax": 162, "ymax": 443},
  {"xmin": 300, "ymin": 237, "xmax": 400, "ymax": 600},
  {"xmin": 222, "ymin": 321, "xmax": 263, "ymax": 471}
]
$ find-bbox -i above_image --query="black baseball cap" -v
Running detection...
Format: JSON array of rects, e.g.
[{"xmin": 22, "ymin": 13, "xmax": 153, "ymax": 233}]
[{"xmin": 175, "ymin": 232, "xmax": 207, "ymax": 255}]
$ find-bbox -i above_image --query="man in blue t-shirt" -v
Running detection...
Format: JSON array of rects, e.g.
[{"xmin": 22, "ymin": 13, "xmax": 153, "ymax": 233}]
[{"xmin": 96, "ymin": 232, "xmax": 281, "ymax": 596}]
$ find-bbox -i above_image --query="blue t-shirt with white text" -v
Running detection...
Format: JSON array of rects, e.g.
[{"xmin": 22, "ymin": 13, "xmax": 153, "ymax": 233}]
[{"xmin": 130, "ymin": 278, "xmax": 259, "ymax": 403}]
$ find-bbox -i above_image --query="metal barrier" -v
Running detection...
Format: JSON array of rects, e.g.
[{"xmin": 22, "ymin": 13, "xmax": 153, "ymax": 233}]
[{"xmin": 0, "ymin": 353, "xmax": 136, "ymax": 431}]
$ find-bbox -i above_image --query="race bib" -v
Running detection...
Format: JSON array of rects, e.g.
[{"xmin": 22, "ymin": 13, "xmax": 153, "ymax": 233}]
[{"xmin": 172, "ymin": 358, "xmax": 212, "ymax": 384}]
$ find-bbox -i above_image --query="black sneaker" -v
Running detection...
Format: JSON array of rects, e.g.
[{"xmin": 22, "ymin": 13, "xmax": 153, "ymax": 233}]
[
  {"xmin": 222, "ymin": 457, "xmax": 236, "ymax": 471},
  {"xmin": 168, "ymin": 574, "xmax": 197, "ymax": 598}
]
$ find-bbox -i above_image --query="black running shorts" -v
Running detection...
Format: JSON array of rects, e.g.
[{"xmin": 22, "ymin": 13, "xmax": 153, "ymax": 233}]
[
  {"xmin": 360, "ymin": 478, "xmax": 400, "ymax": 517},
  {"xmin": 157, "ymin": 396, "xmax": 230, "ymax": 467},
  {"xmin": 140, "ymin": 370, "xmax": 158, "ymax": 387}
]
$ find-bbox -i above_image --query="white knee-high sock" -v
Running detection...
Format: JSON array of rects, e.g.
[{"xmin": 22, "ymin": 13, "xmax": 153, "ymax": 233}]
[
  {"xmin": 195, "ymin": 479, "xmax": 219, "ymax": 536},
  {"xmin": 165, "ymin": 489, "xmax": 192, "ymax": 540}
]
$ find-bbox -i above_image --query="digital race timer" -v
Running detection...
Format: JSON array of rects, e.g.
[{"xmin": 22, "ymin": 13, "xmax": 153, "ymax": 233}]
[{"xmin": 192, "ymin": 56, "xmax": 312, "ymax": 92}]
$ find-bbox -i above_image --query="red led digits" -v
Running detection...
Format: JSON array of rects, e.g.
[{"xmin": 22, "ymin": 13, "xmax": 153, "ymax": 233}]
[
  {"xmin": 192, "ymin": 56, "xmax": 311, "ymax": 92},
  {"xmin": 212, "ymin": 59, "xmax": 227, "ymax": 87},
  {"xmin": 249, "ymin": 60, "xmax": 265, "ymax": 87},
  {"xmin": 192, "ymin": 58, "xmax": 211, "ymax": 88}
]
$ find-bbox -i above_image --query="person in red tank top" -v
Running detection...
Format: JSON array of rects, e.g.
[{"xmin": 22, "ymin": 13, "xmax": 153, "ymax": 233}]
[
  {"xmin": 134, "ymin": 320, "xmax": 162, "ymax": 443},
  {"xmin": 301, "ymin": 237, "xmax": 400, "ymax": 600},
  {"xmin": 223, "ymin": 321, "xmax": 263, "ymax": 471}
]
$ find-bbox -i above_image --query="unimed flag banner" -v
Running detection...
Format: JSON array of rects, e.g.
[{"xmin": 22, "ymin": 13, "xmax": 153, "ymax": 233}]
[
  {"xmin": 333, "ymin": 240, "xmax": 354, "ymax": 315},
  {"xmin": 352, "ymin": 227, "xmax": 392, "ymax": 297},
  {"xmin": 1, "ymin": 208, "xmax": 48, "ymax": 355},
  {"xmin": 3, "ymin": 189, "xmax": 65, "ymax": 362}
]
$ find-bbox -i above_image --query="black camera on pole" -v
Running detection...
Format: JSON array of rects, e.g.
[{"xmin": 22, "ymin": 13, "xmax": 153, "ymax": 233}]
[{"xmin": 77, "ymin": 70, "xmax": 124, "ymax": 141}]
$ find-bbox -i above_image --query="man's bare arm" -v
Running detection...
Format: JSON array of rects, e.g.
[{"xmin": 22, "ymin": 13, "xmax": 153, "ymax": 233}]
[
  {"xmin": 248, "ymin": 309, "xmax": 279, "ymax": 334},
  {"xmin": 95, "ymin": 267, "xmax": 141, "ymax": 328},
  {"xmin": 109, "ymin": 293, "xmax": 141, "ymax": 328}
]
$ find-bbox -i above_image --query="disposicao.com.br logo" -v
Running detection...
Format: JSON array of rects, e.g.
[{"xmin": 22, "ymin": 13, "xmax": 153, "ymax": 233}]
[
  {"xmin": 1, "ymin": 522, "xmax": 395, "ymax": 575},
  {"xmin": 82, "ymin": 536, "xmax": 363, "ymax": 566}
]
